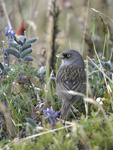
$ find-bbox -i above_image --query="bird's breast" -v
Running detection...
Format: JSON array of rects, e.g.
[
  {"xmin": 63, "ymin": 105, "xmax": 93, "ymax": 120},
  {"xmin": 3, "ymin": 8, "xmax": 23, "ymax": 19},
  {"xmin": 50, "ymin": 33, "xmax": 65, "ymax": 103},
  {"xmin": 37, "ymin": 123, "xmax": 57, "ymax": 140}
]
[{"xmin": 56, "ymin": 65, "xmax": 85, "ymax": 82}]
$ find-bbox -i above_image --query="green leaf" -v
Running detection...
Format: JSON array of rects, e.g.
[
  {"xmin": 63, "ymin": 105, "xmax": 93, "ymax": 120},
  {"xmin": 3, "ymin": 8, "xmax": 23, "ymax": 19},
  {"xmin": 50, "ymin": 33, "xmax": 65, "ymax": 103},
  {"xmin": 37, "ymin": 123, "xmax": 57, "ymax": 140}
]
[
  {"xmin": 40, "ymin": 71, "xmax": 46, "ymax": 78},
  {"xmin": 10, "ymin": 42, "xmax": 19, "ymax": 51},
  {"xmin": 35, "ymin": 72, "xmax": 41, "ymax": 78},
  {"xmin": 24, "ymin": 37, "xmax": 26, "ymax": 43},
  {"xmin": 103, "ymin": 62, "xmax": 111, "ymax": 70},
  {"xmin": 26, "ymin": 118, "xmax": 36, "ymax": 127},
  {"xmin": 0, "ymin": 62, "xmax": 4, "ymax": 70},
  {"xmin": 107, "ymin": 72, "xmax": 112, "ymax": 78},
  {"xmin": 88, "ymin": 77, "xmax": 93, "ymax": 84},
  {"xmin": 91, "ymin": 110, "xmax": 99, "ymax": 118},
  {"xmin": 100, "ymin": 15, "xmax": 107, "ymax": 36},
  {"xmin": 3, "ymin": 67, "xmax": 11, "ymax": 75},
  {"xmin": 98, "ymin": 71, "xmax": 103, "ymax": 79},
  {"xmin": 20, "ymin": 48, "xmax": 32, "ymax": 59},
  {"xmin": 107, "ymin": 25, "xmax": 110, "ymax": 40},
  {"xmin": 26, "ymin": 37, "xmax": 38, "ymax": 43},
  {"xmin": 27, "ymin": 124, "xmax": 34, "ymax": 135},
  {"xmin": 51, "ymin": 77, "xmax": 56, "ymax": 82},
  {"xmin": 88, "ymin": 61, "xmax": 95, "ymax": 68},
  {"xmin": 35, "ymin": 72, "xmax": 46, "ymax": 78},
  {"xmin": 4, "ymin": 95, "xmax": 25, "ymax": 129},
  {"xmin": 5, "ymin": 48, "xmax": 20, "ymax": 59},
  {"xmin": 14, "ymin": 36, "xmax": 23, "ymax": 45},
  {"xmin": 111, "ymin": 69, "xmax": 113, "ymax": 73},
  {"xmin": 94, "ymin": 66, "xmax": 98, "ymax": 71},
  {"xmin": 18, "ymin": 35, "xmax": 26, "ymax": 44},
  {"xmin": 93, "ymin": 77, "xmax": 98, "ymax": 84},
  {"xmin": 88, "ymin": 65, "xmax": 94, "ymax": 72},
  {"xmin": 92, "ymin": 17, "xmax": 95, "ymax": 36},
  {"xmin": 0, "ymin": 70, "xmax": 2, "ymax": 75},
  {"xmin": 56, "ymin": 58, "xmax": 59, "ymax": 73},
  {"xmin": 24, "ymin": 56, "xmax": 34, "ymax": 61},
  {"xmin": 21, "ymin": 43, "xmax": 32, "ymax": 51},
  {"xmin": 100, "ymin": 57, "xmax": 105, "ymax": 61}
]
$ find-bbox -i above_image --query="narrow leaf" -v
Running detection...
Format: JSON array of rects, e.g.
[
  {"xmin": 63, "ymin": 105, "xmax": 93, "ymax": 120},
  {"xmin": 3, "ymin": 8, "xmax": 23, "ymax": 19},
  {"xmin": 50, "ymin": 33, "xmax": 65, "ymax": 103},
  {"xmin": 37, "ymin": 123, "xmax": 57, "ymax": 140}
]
[
  {"xmin": 35, "ymin": 72, "xmax": 46, "ymax": 78},
  {"xmin": 4, "ymin": 95, "xmax": 25, "ymax": 129},
  {"xmin": 5, "ymin": 48, "xmax": 20, "ymax": 59},
  {"xmin": 26, "ymin": 37, "xmax": 38, "ymax": 43},
  {"xmin": 104, "ymin": 62, "xmax": 111, "ymax": 70},
  {"xmin": 88, "ymin": 61, "xmax": 95, "ymax": 68},
  {"xmin": 51, "ymin": 77, "xmax": 56, "ymax": 82},
  {"xmin": 107, "ymin": 72, "xmax": 112, "ymax": 78},
  {"xmin": 14, "ymin": 37, "xmax": 23, "ymax": 46},
  {"xmin": 22, "ymin": 43, "xmax": 32, "ymax": 51},
  {"xmin": 3, "ymin": 67, "xmax": 11, "ymax": 75},
  {"xmin": 24, "ymin": 56, "xmax": 34, "ymax": 61},
  {"xmin": 26, "ymin": 118, "xmax": 36, "ymax": 127},
  {"xmin": 98, "ymin": 71, "xmax": 103, "ymax": 79},
  {"xmin": 0, "ymin": 62, "xmax": 4, "ymax": 70},
  {"xmin": 10, "ymin": 42, "xmax": 19, "ymax": 51},
  {"xmin": 20, "ymin": 48, "xmax": 32, "ymax": 59}
]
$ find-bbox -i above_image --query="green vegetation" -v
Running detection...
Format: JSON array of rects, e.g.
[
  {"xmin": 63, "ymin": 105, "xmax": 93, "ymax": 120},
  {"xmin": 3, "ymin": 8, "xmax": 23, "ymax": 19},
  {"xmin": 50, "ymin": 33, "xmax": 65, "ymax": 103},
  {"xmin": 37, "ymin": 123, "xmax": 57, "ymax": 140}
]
[{"xmin": 0, "ymin": 0, "xmax": 113, "ymax": 149}]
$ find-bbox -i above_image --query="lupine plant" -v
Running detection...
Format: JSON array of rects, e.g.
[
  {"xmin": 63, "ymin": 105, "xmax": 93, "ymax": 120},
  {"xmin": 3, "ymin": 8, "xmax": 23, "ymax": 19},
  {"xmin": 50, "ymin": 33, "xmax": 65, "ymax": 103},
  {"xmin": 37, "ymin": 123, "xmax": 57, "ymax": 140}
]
[
  {"xmin": 5, "ymin": 26, "xmax": 37, "ymax": 65},
  {"xmin": 44, "ymin": 106, "xmax": 58, "ymax": 125},
  {"xmin": 88, "ymin": 58, "xmax": 113, "ymax": 98},
  {"xmin": 0, "ymin": 26, "xmax": 39, "ymax": 138},
  {"xmin": 5, "ymin": 26, "xmax": 15, "ymax": 41},
  {"xmin": 0, "ymin": 26, "xmax": 38, "ymax": 79}
]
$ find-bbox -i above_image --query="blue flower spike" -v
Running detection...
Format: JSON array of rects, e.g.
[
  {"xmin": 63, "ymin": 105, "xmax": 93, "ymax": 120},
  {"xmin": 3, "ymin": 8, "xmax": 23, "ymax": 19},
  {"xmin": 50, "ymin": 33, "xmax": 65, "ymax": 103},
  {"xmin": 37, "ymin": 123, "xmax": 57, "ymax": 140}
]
[
  {"xmin": 44, "ymin": 106, "xmax": 58, "ymax": 125},
  {"xmin": 5, "ymin": 26, "xmax": 9, "ymax": 36},
  {"xmin": 5, "ymin": 26, "xmax": 15, "ymax": 41}
]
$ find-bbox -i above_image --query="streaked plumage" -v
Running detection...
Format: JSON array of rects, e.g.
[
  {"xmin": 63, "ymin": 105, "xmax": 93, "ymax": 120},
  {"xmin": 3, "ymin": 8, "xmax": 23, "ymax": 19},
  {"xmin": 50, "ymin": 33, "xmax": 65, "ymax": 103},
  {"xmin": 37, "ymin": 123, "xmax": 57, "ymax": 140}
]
[{"xmin": 56, "ymin": 49, "xmax": 86, "ymax": 119}]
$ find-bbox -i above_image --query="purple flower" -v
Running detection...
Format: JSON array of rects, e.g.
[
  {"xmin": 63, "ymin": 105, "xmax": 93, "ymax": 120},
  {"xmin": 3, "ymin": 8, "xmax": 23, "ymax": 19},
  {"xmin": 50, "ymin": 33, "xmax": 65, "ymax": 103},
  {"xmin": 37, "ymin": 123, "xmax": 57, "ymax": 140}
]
[
  {"xmin": 5, "ymin": 26, "xmax": 15, "ymax": 41},
  {"xmin": 44, "ymin": 106, "xmax": 58, "ymax": 124}
]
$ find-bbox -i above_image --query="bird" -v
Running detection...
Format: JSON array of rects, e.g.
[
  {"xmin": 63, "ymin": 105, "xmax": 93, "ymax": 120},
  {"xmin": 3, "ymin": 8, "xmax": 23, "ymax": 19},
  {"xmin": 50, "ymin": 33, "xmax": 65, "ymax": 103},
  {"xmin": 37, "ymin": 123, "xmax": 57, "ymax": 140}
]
[{"xmin": 56, "ymin": 49, "xmax": 86, "ymax": 119}]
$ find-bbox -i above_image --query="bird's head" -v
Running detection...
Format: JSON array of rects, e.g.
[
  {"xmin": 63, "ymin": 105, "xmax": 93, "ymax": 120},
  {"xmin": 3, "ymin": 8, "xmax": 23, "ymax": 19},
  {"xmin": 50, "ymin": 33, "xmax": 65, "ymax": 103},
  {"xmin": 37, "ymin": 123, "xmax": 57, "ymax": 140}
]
[{"xmin": 56, "ymin": 49, "xmax": 85, "ymax": 67}]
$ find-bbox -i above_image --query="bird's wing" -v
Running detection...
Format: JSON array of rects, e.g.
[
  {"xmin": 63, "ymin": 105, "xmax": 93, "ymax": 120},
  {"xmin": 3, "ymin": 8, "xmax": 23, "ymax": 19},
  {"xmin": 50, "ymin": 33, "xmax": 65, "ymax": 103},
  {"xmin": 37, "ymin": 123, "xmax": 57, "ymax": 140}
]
[{"xmin": 56, "ymin": 65, "xmax": 86, "ymax": 100}]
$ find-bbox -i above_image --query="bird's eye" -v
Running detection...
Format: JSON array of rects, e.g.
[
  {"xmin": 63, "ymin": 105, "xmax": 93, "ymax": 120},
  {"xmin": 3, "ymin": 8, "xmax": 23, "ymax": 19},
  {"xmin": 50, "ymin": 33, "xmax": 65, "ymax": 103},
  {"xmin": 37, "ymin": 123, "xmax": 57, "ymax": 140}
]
[{"xmin": 67, "ymin": 54, "xmax": 71, "ymax": 57}]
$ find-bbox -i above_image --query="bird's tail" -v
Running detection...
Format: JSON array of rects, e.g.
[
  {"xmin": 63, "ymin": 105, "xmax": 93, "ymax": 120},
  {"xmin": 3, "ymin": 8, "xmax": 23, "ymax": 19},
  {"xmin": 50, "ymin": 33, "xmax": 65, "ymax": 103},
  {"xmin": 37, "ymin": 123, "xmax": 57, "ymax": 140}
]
[{"xmin": 60, "ymin": 100, "xmax": 71, "ymax": 120}]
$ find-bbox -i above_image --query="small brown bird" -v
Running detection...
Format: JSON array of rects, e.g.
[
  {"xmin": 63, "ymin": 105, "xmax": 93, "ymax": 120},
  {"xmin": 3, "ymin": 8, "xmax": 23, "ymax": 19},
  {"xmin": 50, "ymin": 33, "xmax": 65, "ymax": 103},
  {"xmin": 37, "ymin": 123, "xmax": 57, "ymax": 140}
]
[{"xmin": 56, "ymin": 49, "xmax": 86, "ymax": 119}]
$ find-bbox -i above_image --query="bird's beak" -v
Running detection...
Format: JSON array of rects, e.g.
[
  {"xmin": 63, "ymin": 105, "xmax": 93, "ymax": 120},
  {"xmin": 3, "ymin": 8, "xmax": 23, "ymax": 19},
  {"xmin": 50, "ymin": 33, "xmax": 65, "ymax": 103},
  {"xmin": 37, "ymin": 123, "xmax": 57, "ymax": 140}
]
[{"xmin": 56, "ymin": 53, "xmax": 64, "ymax": 58}]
